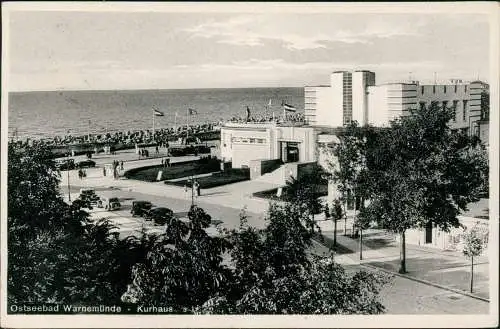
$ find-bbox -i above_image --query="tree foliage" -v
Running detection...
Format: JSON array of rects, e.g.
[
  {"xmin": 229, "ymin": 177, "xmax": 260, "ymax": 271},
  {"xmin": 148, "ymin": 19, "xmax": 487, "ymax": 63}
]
[
  {"xmin": 363, "ymin": 102, "xmax": 487, "ymax": 232},
  {"xmin": 196, "ymin": 203, "xmax": 388, "ymax": 314},
  {"xmin": 7, "ymin": 143, "xmax": 143, "ymax": 305},
  {"xmin": 121, "ymin": 205, "xmax": 232, "ymax": 312},
  {"xmin": 358, "ymin": 102, "xmax": 488, "ymax": 272},
  {"xmin": 462, "ymin": 225, "xmax": 486, "ymax": 258}
]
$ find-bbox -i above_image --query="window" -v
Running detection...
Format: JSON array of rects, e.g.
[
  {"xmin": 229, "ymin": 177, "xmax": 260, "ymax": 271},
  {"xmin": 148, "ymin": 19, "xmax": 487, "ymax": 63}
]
[
  {"xmin": 465, "ymin": 85, "xmax": 468, "ymax": 92},
  {"xmin": 433, "ymin": 85, "xmax": 436, "ymax": 94},
  {"xmin": 463, "ymin": 100, "xmax": 468, "ymax": 121},
  {"xmin": 421, "ymin": 86, "xmax": 425, "ymax": 94},
  {"xmin": 454, "ymin": 84, "xmax": 457, "ymax": 93},
  {"xmin": 444, "ymin": 85, "xmax": 447, "ymax": 93}
]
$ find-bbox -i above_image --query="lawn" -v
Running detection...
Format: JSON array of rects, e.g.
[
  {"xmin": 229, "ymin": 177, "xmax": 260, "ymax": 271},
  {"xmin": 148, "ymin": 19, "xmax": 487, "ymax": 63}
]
[
  {"xmin": 252, "ymin": 184, "xmax": 328, "ymax": 201},
  {"xmin": 125, "ymin": 158, "xmax": 221, "ymax": 182},
  {"xmin": 166, "ymin": 168, "xmax": 250, "ymax": 189}
]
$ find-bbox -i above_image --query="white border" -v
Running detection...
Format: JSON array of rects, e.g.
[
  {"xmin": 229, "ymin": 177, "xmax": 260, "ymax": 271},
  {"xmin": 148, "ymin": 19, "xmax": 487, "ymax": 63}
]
[{"xmin": 1, "ymin": 2, "xmax": 499, "ymax": 328}]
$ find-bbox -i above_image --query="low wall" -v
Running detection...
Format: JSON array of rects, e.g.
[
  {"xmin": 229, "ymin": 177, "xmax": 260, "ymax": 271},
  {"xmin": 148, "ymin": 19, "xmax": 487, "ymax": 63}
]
[
  {"xmin": 296, "ymin": 161, "xmax": 318, "ymax": 181},
  {"xmin": 402, "ymin": 216, "xmax": 489, "ymax": 254},
  {"xmin": 249, "ymin": 158, "xmax": 282, "ymax": 180}
]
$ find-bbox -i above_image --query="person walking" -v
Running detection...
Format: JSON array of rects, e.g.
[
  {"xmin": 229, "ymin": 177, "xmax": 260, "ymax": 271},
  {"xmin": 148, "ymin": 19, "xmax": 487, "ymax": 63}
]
[
  {"xmin": 78, "ymin": 169, "xmax": 83, "ymax": 180},
  {"xmin": 103, "ymin": 166, "xmax": 106, "ymax": 177},
  {"xmin": 120, "ymin": 161, "xmax": 124, "ymax": 170},
  {"xmin": 193, "ymin": 181, "xmax": 200, "ymax": 197}
]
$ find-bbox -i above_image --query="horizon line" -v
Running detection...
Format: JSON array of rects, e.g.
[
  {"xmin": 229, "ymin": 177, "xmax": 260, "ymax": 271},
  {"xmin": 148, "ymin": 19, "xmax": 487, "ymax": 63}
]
[{"xmin": 7, "ymin": 85, "xmax": 306, "ymax": 94}]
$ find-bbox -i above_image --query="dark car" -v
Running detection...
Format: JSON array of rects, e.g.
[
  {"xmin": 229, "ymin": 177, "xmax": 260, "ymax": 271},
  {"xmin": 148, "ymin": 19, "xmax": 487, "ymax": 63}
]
[
  {"xmin": 56, "ymin": 158, "xmax": 75, "ymax": 170},
  {"xmin": 145, "ymin": 207, "xmax": 174, "ymax": 226},
  {"xmin": 77, "ymin": 160, "xmax": 96, "ymax": 168},
  {"xmin": 131, "ymin": 201, "xmax": 153, "ymax": 217},
  {"xmin": 78, "ymin": 188, "xmax": 100, "ymax": 207}
]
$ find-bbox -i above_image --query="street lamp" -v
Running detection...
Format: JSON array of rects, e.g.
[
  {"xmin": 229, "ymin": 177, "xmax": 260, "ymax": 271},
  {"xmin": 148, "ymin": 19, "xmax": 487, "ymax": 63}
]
[
  {"xmin": 67, "ymin": 153, "xmax": 71, "ymax": 202},
  {"xmin": 190, "ymin": 175, "xmax": 195, "ymax": 206}
]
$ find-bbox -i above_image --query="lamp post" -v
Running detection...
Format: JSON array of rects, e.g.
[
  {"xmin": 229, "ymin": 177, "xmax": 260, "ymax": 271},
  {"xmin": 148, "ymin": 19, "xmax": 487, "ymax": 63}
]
[
  {"xmin": 67, "ymin": 153, "xmax": 71, "ymax": 202},
  {"xmin": 190, "ymin": 175, "xmax": 195, "ymax": 206}
]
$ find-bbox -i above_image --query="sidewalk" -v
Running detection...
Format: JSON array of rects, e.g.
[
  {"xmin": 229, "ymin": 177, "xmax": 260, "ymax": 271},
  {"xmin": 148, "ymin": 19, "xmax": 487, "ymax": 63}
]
[{"xmin": 316, "ymin": 220, "xmax": 490, "ymax": 301}]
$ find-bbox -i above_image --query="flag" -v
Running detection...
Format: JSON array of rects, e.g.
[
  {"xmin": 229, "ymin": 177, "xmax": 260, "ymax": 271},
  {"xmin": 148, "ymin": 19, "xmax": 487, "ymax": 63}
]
[
  {"xmin": 153, "ymin": 108, "xmax": 164, "ymax": 116},
  {"xmin": 281, "ymin": 101, "xmax": 297, "ymax": 112},
  {"xmin": 188, "ymin": 108, "xmax": 198, "ymax": 115}
]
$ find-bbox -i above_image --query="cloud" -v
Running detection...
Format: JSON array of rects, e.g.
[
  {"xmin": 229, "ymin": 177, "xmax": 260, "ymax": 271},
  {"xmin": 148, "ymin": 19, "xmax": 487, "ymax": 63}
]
[
  {"xmin": 172, "ymin": 58, "xmax": 443, "ymax": 72},
  {"xmin": 182, "ymin": 15, "xmax": 423, "ymax": 50}
]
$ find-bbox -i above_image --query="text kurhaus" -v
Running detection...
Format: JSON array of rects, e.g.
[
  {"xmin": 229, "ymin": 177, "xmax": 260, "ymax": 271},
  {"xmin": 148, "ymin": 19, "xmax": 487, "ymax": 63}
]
[{"xmin": 137, "ymin": 305, "xmax": 174, "ymax": 313}]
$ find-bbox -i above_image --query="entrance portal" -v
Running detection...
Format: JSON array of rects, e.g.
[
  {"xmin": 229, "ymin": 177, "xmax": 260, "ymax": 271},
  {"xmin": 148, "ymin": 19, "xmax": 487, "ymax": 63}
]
[
  {"xmin": 425, "ymin": 221, "xmax": 433, "ymax": 244},
  {"xmin": 286, "ymin": 142, "xmax": 299, "ymax": 163},
  {"xmin": 280, "ymin": 142, "xmax": 299, "ymax": 163}
]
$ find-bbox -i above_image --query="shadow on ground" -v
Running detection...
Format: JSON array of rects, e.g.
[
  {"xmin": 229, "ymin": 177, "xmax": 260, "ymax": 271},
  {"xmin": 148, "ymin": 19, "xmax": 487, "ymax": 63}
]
[
  {"xmin": 316, "ymin": 233, "xmax": 354, "ymax": 255},
  {"xmin": 366, "ymin": 255, "xmax": 489, "ymax": 299}
]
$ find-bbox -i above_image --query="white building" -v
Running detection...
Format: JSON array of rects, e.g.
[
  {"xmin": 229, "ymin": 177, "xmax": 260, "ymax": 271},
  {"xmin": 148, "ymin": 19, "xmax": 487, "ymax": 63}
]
[
  {"xmin": 367, "ymin": 83, "xmax": 418, "ymax": 126},
  {"xmin": 305, "ymin": 71, "xmax": 490, "ymax": 138},
  {"xmin": 220, "ymin": 122, "xmax": 317, "ymax": 169},
  {"xmin": 352, "ymin": 70, "xmax": 376, "ymax": 125}
]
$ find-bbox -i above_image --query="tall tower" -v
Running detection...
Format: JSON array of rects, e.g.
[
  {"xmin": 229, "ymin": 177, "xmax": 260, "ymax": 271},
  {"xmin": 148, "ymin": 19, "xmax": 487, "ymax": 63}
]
[
  {"xmin": 352, "ymin": 70, "xmax": 376, "ymax": 125},
  {"xmin": 330, "ymin": 71, "xmax": 353, "ymax": 126}
]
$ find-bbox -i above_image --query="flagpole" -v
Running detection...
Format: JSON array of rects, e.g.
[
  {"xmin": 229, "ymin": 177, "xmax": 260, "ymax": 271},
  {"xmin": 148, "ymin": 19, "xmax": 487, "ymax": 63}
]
[
  {"xmin": 174, "ymin": 112, "xmax": 177, "ymax": 132},
  {"xmin": 186, "ymin": 108, "xmax": 189, "ymax": 144},
  {"xmin": 152, "ymin": 108, "xmax": 155, "ymax": 142}
]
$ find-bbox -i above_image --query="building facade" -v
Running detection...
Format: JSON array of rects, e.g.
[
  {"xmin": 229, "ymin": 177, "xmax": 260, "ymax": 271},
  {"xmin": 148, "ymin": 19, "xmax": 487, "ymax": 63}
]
[
  {"xmin": 304, "ymin": 71, "xmax": 490, "ymax": 139},
  {"xmin": 220, "ymin": 122, "xmax": 317, "ymax": 169}
]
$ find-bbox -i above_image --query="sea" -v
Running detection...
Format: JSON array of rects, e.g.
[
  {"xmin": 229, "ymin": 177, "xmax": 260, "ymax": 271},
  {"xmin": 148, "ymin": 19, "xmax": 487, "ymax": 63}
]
[{"xmin": 8, "ymin": 87, "xmax": 304, "ymax": 140}]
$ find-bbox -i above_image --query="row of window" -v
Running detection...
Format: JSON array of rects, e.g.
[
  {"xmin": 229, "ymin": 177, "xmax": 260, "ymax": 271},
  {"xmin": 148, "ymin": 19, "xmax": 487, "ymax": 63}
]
[
  {"xmin": 421, "ymin": 84, "xmax": 468, "ymax": 95},
  {"xmin": 231, "ymin": 137, "xmax": 266, "ymax": 144}
]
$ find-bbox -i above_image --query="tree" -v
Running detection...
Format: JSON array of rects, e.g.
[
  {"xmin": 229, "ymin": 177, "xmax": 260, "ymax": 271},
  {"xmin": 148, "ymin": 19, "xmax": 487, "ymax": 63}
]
[
  {"xmin": 198, "ymin": 202, "xmax": 390, "ymax": 314},
  {"xmin": 361, "ymin": 102, "xmax": 488, "ymax": 273},
  {"xmin": 329, "ymin": 199, "xmax": 344, "ymax": 249},
  {"xmin": 122, "ymin": 205, "xmax": 232, "ymax": 312},
  {"xmin": 8, "ymin": 143, "xmax": 141, "ymax": 305},
  {"xmin": 325, "ymin": 123, "xmax": 364, "ymax": 236},
  {"xmin": 285, "ymin": 165, "xmax": 324, "ymax": 234},
  {"xmin": 462, "ymin": 224, "xmax": 487, "ymax": 293},
  {"xmin": 322, "ymin": 122, "xmax": 375, "ymax": 259}
]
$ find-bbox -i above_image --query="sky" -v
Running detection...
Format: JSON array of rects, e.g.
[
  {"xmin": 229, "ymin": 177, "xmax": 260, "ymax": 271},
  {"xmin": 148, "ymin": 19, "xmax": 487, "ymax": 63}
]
[{"xmin": 6, "ymin": 6, "xmax": 492, "ymax": 91}]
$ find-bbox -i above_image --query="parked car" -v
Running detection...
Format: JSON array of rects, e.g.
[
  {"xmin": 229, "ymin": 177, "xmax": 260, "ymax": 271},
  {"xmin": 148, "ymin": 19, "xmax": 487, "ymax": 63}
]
[
  {"xmin": 97, "ymin": 196, "xmax": 121, "ymax": 211},
  {"xmin": 56, "ymin": 158, "xmax": 75, "ymax": 170},
  {"xmin": 77, "ymin": 159, "xmax": 96, "ymax": 168},
  {"xmin": 78, "ymin": 188, "xmax": 99, "ymax": 206},
  {"xmin": 131, "ymin": 201, "xmax": 153, "ymax": 217},
  {"xmin": 145, "ymin": 207, "xmax": 174, "ymax": 226}
]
